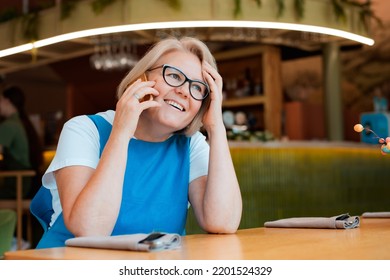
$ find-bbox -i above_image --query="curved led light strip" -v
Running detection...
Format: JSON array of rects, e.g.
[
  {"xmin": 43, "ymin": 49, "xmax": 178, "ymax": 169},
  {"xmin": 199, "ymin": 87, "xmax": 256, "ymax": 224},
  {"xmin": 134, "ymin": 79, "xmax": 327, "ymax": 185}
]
[{"xmin": 0, "ymin": 20, "xmax": 374, "ymax": 58}]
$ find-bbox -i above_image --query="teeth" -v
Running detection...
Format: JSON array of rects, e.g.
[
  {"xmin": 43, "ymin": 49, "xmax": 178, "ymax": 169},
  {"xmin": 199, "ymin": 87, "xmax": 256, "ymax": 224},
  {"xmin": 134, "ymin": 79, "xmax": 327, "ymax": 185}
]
[{"xmin": 165, "ymin": 100, "xmax": 184, "ymax": 111}]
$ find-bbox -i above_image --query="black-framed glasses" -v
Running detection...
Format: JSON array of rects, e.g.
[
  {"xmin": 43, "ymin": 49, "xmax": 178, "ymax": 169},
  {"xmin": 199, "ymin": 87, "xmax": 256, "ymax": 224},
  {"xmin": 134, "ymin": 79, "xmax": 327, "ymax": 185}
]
[{"xmin": 148, "ymin": 64, "xmax": 209, "ymax": 101}]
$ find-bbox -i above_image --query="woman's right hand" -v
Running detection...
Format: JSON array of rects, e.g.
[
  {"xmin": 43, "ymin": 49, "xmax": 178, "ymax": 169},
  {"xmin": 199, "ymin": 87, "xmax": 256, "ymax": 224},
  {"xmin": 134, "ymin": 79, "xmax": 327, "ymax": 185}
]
[
  {"xmin": 112, "ymin": 79, "xmax": 160, "ymax": 139},
  {"xmin": 58, "ymin": 80, "xmax": 160, "ymax": 236}
]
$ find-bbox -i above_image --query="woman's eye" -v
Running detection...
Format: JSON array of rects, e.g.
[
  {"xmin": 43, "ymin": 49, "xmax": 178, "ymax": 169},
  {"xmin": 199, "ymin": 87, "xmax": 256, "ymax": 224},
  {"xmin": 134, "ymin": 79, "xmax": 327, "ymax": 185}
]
[
  {"xmin": 170, "ymin": 73, "xmax": 182, "ymax": 81},
  {"xmin": 191, "ymin": 84, "xmax": 202, "ymax": 93}
]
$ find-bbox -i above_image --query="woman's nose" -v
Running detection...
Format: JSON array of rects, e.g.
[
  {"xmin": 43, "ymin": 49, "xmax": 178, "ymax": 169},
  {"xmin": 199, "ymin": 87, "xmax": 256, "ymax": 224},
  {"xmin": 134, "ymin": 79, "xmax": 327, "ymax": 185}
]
[{"xmin": 175, "ymin": 82, "xmax": 190, "ymax": 98}]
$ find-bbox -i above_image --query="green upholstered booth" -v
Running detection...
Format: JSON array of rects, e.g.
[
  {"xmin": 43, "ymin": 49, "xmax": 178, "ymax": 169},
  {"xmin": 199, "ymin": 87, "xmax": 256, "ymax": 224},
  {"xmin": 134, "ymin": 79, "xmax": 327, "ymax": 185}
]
[{"xmin": 186, "ymin": 142, "xmax": 390, "ymax": 234}]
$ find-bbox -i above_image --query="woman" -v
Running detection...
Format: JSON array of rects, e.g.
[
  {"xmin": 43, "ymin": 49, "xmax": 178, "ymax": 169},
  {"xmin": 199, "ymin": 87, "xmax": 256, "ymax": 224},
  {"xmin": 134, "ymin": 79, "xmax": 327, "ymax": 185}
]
[
  {"xmin": 36, "ymin": 37, "xmax": 242, "ymax": 248},
  {"xmin": 0, "ymin": 86, "xmax": 43, "ymax": 198}
]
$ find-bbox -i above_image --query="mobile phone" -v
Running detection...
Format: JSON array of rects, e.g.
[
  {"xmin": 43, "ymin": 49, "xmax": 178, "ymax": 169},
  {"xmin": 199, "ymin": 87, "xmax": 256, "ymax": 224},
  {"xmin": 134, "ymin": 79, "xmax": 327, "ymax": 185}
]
[
  {"xmin": 139, "ymin": 232, "xmax": 166, "ymax": 250},
  {"xmin": 138, "ymin": 73, "xmax": 148, "ymax": 82},
  {"xmin": 131, "ymin": 73, "xmax": 153, "ymax": 102}
]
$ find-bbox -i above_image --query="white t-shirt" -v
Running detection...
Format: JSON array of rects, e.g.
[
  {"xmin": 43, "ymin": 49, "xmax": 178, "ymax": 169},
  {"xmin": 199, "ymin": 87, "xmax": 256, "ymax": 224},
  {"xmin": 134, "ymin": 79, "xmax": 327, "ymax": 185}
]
[{"xmin": 42, "ymin": 110, "xmax": 210, "ymax": 225}]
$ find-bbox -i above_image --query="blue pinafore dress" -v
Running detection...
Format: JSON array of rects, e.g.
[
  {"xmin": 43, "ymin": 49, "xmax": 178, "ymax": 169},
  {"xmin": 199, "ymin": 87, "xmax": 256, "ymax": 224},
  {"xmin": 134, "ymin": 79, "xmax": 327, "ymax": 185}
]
[{"xmin": 36, "ymin": 114, "xmax": 190, "ymax": 248}]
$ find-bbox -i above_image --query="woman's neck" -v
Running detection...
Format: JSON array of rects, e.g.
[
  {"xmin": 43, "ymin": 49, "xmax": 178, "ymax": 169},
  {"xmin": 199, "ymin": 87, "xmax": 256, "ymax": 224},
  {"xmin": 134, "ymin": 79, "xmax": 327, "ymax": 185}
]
[{"xmin": 134, "ymin": 117, "xmax": 173, "ymax": 142}]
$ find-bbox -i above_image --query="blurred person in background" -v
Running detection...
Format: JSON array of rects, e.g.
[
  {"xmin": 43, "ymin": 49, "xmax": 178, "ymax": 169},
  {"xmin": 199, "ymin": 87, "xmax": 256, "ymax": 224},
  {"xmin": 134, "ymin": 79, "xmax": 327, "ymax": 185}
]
[
  {"xmin": 0, "ymin": 85, "xmax": 43, "ymax": 198},
  {"xmin": 0, "ymin": 85, "xmax": 44, "ymax": 250}
]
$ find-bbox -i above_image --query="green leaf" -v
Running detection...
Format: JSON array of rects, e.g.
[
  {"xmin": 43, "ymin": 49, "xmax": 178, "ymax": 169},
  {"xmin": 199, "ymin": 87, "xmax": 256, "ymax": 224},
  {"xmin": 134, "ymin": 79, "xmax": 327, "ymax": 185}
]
[
  {"xmin": 61, "ymin": 0, "xmax": 78, "ymax": 20},
  {"xmin": 0, "ymin": 8, "xmax": 19, "ymax": 23},
  {"xmin": 234, "ymin": 0, "xmax": 242, "ymax": 18},
  {"xmin": 276, "ymin": 0, "xmax": 285, "ymax": 18},
  {"xmin": 331, "ymin": 0, "xmax": 347, "ymax": 23},
  {"xmin": 21, "ymin": 12, "xmax": 39, "ymax": 41},
  {"xmin": 91, "ymin": 0, "xmax": 117, "ymax": 15},
  {"xmin": 294, "ymin": 0, "xmax": 305, "ymax": 20},
  {"xmin": 159, "ymin": 0, "xmax": 182, "ymax": 10}
]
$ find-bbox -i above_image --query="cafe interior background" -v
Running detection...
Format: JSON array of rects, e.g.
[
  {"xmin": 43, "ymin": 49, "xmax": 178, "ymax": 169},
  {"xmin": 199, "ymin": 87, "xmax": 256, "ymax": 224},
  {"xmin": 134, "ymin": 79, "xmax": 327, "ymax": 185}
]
[{"xmin": 1, "ymin": 0, "xmax": 390, "ymax": 246}]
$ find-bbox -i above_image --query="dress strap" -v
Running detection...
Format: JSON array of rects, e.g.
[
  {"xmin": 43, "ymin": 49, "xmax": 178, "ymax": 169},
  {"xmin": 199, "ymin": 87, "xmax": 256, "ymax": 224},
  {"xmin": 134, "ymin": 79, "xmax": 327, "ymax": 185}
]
[{"xmin": 87, "ymin": 114, "xmax": 112, "ymax": 156}]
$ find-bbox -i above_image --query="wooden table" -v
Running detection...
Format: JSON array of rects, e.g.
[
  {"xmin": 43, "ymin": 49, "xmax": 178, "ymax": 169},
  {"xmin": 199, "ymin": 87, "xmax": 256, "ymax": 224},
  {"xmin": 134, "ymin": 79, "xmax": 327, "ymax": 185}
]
[{"xmin": 4, "ymin": 218, "xmax": 390, "ymax": 260}]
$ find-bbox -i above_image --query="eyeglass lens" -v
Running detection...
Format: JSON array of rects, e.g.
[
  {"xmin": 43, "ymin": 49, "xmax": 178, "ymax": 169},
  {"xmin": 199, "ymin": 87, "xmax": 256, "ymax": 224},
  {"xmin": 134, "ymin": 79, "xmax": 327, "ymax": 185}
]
[{"xmin": 163, "ymin": 66, "xmax": 208, "ymax": 100}]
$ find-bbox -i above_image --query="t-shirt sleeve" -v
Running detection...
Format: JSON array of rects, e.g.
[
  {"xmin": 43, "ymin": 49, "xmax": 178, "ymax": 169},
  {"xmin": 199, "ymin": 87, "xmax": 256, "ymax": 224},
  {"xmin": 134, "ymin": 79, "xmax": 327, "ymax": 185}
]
[
  {"xmin": 189, "ymin": 132, "xmax": 210, "ymax": 182},
  {"xmin": 42, "ymin": 115, "xmax": 100, "ymax": 190}
]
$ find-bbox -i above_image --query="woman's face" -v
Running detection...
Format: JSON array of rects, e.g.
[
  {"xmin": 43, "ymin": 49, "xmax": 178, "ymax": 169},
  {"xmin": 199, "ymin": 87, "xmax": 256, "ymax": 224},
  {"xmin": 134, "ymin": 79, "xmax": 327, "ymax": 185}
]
[{"xmin": 144, "ymin": 51, "xmax": 205, "ymax": 132}]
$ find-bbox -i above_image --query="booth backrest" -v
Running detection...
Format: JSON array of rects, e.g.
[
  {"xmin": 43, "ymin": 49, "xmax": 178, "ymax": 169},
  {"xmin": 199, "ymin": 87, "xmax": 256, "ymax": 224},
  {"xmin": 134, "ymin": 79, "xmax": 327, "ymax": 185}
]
[{"xmin": 186, "ymin": 143, "xmax": 390, "ymax": 234}]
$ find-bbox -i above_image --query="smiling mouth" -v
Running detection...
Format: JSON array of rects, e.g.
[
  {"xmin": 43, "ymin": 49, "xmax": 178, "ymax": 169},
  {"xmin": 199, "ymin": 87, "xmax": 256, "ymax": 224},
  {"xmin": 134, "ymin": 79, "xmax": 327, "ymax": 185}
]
[{"xmin": 165, "ymin": 100, "xmax": 185, "ymax": 111}]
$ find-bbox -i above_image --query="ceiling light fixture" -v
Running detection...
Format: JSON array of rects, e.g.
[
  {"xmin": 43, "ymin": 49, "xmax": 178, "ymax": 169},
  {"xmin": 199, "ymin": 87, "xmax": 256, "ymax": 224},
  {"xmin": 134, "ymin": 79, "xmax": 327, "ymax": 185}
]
[
  {"xmin": 89, "ymin": 36, "xmax": 138, "ymax": 71},
  {"xmin": 0, "ymin": 20, "xmax": 374, "ymax": 58}
]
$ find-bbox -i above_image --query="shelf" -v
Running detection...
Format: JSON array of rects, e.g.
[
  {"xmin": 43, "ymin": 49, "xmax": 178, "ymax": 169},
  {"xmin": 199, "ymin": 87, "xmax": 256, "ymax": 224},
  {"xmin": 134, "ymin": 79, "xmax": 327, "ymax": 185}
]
[
  {"xmin": 217, "ymin": 45, "xmax": 282, "ymax": 138},
  {"xmin": 222, "ymin": 95, "xmax": 266, "ymax": 108}
]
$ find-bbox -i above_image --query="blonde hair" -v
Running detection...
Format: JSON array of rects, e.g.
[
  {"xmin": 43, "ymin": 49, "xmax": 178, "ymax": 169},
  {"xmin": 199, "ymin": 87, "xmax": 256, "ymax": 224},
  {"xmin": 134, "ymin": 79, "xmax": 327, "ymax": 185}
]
[{"xmin": 117, "ymin": 37, "xmax": 217, "ymax": 136}]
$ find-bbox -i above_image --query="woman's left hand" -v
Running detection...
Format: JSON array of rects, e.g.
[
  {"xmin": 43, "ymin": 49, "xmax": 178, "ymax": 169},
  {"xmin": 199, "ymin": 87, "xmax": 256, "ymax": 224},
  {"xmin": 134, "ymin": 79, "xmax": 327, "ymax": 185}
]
[
  {"xmin": 190, "ymin": 62, "xmax": 242, "ymax": 234},
  {"xmin": 202, "ymin": 62, "xmax": 225, "ymax": 133}
]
